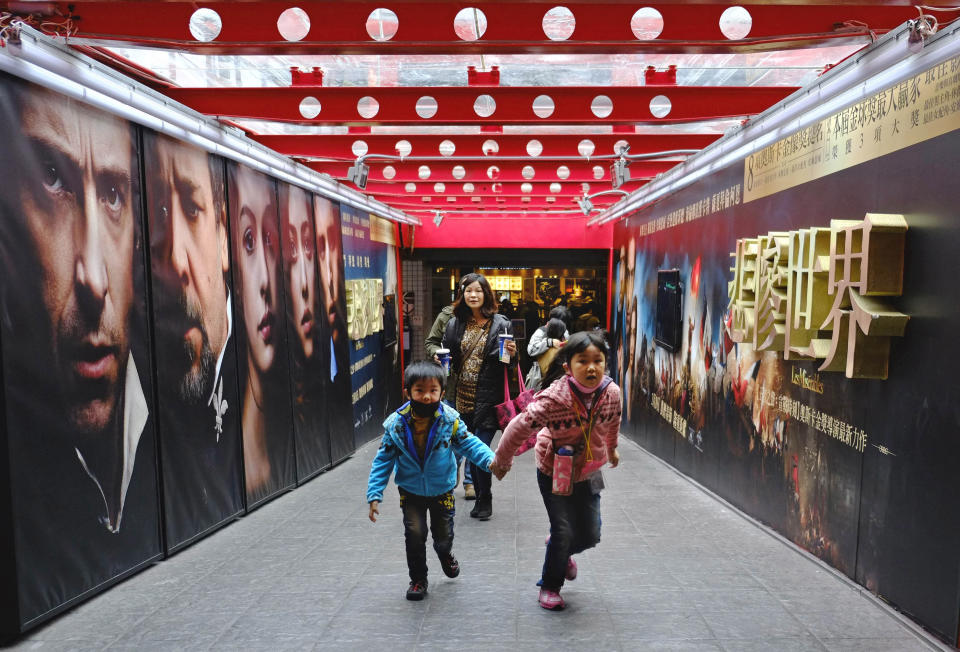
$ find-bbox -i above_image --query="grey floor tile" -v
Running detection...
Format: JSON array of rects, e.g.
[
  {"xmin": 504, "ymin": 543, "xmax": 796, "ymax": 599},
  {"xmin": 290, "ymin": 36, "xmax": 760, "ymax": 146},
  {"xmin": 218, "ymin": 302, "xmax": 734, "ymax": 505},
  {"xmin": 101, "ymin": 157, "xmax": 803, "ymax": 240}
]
[
  {"xmin": 610, "ymin": 609, "xmax": 715, "ymax": 642},
  {"xmin": 622, "ymin": 641, "xmax": 725, "ymax": 652},
  {"xmin": 818, "ymin": 637, "xmax": 938, "ymax": 651},
  {"xmin": 699, "ymin": 605, "xmax": 808, "ymax": 640},
  {"xmin": 718, "ymin": 635, "xmax": 828, "ymax": 651},
  {"xmin": 7, "ymin": 438, "xmax": 948, "ymax": 652}
]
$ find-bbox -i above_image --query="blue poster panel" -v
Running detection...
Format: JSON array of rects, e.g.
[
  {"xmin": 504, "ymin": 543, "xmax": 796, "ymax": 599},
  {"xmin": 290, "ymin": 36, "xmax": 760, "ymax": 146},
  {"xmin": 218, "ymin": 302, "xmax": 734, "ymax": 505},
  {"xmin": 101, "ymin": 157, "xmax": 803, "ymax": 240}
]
[
  {"xmin": 340, "ymin": 207, "xmax": 400, "ymax": 446},
  {"xmin": 226, "ymin": 163, "xmax": 297, "ymax": 507},
  {"xmin": 0, "ymin": 73, "xmax": 161, "ymax": 629}
]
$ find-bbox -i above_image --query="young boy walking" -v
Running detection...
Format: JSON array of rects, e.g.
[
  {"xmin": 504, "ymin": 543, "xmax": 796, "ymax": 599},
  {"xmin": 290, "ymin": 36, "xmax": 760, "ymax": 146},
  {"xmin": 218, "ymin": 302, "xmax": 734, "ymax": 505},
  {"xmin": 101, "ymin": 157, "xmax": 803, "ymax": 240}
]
[{"xmin": 367, "ymin": 360, "xmax": 495, "ymax": 600}]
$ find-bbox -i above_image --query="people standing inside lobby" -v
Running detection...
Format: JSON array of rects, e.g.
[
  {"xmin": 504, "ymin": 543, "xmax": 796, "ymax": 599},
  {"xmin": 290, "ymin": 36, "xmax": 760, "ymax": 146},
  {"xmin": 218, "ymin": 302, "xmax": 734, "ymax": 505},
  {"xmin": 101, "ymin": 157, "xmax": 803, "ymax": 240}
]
[
  {"xmin": 441, "ymin": 273, "xmax": 517, "ymax": 520},
  {"xmin": 526, "ymin": 307, "xmax": 572, "ymax": 391}
]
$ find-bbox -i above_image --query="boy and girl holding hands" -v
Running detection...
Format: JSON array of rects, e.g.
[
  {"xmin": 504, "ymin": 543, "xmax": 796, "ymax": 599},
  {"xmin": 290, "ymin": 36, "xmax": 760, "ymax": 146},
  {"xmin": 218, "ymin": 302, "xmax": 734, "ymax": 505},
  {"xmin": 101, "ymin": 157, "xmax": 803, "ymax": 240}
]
[{"xmin": 366, "ymin": 330, "xmax": 622, "ymax": 610}]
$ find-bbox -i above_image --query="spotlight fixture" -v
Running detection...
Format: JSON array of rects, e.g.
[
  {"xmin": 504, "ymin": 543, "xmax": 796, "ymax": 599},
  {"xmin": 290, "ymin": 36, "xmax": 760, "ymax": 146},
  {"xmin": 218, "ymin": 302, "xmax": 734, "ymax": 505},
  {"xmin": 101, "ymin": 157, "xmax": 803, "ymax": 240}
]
[
  {"xmin": 347, "ymin": 159, "xmax": 370, "ymax": 189},
  {"xmin": 578, "ymin": 189, "xmax": 629, "ymax": 216},
  {"xmin": 577, "ymin": 196, "xmax": 594, "ymax": 216},
  {"xmin": 433, "ymin": 210, "xmax": 444, "ymax": 227},
  {"xmin": 907, "ymin": 13, "xmax": 937, "ymax": 53},
  {"xmin": 611, "ymin": 157, "xmax": 630, "ymax": 189}
]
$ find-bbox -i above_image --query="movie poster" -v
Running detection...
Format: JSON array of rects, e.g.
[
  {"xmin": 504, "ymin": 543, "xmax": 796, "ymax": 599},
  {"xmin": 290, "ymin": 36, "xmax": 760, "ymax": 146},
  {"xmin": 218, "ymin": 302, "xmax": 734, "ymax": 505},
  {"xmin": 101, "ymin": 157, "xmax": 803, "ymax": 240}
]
[
  {"xmin": 277, "ymin": 182, "xmax": 331, "ymax": 480},
  {"xmin": 612, "ymin": 122, "xmax": 960, "ymax": 641},
  {"xmin": 142, "ymin": 131, "xmax": 244, "ymax": 551},
  {"xmin": 340, "ymin": 207, "xmax": 401, "ymax": 446},
  {"xmin": 226, "ymin": 162, "xmax": 297, "ymax": 506},
  {"xmin": 0, "ymin": 74, "xmax": 161, "ymax": 625},
  {"xmin": 313, "ymin": 195, "xmax": 355, "ymax": 464}
]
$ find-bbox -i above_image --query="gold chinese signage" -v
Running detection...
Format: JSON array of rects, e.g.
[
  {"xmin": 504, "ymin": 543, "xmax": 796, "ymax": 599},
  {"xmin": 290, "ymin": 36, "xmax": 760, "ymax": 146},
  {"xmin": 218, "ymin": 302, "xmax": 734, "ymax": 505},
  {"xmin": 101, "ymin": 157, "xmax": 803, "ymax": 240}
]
[
  {"xmin": 744, "ymin": 54, "xmax": 960, "ymax": 203},
  {"xmin": 727, "ymin": 213, "xmax": 908, "ymax": 379},
  {"xmin": 345, "ymin": 278, "xmax": 384, "ymax": 340}
]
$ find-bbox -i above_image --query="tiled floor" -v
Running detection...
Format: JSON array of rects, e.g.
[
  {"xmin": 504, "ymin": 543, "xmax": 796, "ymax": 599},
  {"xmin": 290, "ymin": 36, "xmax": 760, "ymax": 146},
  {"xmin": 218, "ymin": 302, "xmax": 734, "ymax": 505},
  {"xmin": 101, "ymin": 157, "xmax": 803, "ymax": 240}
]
[{"xmin": 13, "ymin": 436, "xmax": 948, "ymax": 651}]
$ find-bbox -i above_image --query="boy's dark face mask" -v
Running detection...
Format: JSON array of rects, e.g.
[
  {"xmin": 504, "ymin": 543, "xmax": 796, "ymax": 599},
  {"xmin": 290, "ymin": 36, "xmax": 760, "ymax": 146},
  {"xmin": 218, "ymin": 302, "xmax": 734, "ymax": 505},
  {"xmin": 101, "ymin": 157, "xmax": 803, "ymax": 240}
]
[{"xmin": 411, "ymin": 400, "xmax": 440, "ymax": 417}]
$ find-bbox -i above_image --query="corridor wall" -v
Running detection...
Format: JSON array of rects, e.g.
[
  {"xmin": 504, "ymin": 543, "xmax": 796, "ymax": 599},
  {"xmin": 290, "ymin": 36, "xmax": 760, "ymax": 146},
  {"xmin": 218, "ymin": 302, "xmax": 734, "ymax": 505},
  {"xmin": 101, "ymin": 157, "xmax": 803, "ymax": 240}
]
[
  {"xmin": 341, "ymin": 207, "xmax": 402, "ymax": 447},
  {"xmin": 611, "ymin": 50, "xmax": 960, "ymax": 642},
  {"xmin": 0, "ymin": 70, "xmax": 357, "ymax": 639}
]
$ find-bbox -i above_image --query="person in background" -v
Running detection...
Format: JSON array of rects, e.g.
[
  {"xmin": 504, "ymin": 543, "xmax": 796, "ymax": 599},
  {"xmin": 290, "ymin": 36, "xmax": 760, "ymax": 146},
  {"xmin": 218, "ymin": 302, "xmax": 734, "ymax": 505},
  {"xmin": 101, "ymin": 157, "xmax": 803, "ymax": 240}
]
[
  {"xmin": 425, "ymin": 277, "xmax": 474, "ymax": 499},
  {"xmin": 526, "ymin": 307, "xmax": 572, "ymax": 390},
  {"xmin": 525, "ymin": 318, "xmax": 568, "ymax": 391},
  {"xmin": 442, "ymin": 273, "xmax": 517, "ymax": 520},
  {"xmin": 367, "ymin": 361, "xmax": 495, "ymax": 601}
]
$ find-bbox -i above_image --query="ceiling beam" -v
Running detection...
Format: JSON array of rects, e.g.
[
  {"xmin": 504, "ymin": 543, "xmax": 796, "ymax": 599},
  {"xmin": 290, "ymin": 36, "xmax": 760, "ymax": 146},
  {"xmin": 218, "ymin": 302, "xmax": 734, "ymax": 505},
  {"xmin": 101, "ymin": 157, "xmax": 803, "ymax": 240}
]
[
  {"xmin": 164, "ymin": 85, "xmax": 798, "ymax": 125},
  {"xmin": 379, "ymin": 198, "xmax": 603, "ymax": 210},
  {"xmin": 256, "ymin": 133, "xmax": 722, "ymax": 160},
  {"xmin": 307, "ymin": 160, "xmax": 676, "ymax": 182},
  {"xmin": 29, "ymin": 2, "xmax": 920, "ymax": 54},
  {"xmin": 356, "ymin": 180, "xmax": 645, "ymax": 196}
]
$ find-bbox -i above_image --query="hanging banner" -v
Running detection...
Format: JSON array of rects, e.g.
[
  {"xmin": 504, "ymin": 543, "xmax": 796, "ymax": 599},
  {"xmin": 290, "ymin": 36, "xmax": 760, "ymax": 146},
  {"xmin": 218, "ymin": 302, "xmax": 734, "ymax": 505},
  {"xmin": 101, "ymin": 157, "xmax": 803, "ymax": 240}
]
[
  {"xmin": 341, "ymin": 207, "xmax": 400, "ymax": 446},
  {"xmin": 143, "ymin": 131, "xmax": 244, "ymax": 551},
  {"xmin": 278, "ymin": 182, "xmax": 331, "ymax": 479},
  {"xmin": 314, "ymin": 195, "xmax": 355, "ymax": 463},
  {"xmin": 744, "ymin": 53, "xmax": 960, "ymax": 202},
  {"xmin": 0, "ymin": 74, "xmax": 161, "ymax": 626},
  {"xmin": 226, "ymin": 163, "xmax": 297, "ymax": 507}
]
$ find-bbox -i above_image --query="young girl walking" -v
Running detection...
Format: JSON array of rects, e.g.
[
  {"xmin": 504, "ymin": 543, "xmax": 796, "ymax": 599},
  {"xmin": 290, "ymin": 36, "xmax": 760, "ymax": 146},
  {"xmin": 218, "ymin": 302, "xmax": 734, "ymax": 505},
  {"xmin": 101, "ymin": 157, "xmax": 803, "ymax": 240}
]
[{"xmin": 490, "ymin": 331, "xmax": 622, "ymax": 610}]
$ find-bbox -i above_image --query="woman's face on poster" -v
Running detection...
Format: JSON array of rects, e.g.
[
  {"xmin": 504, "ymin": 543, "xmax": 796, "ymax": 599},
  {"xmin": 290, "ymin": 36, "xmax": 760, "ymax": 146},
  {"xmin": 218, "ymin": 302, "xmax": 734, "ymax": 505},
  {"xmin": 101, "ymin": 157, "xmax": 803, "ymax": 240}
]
[
  {"xmin": 284, "ymin": 187, "xmax": 316, "ymax": 359},
  {"xmin": 235, "ymin": 166, "xmax": 279, "ymax": 375},
  {"xmin": 314, "ymin": 196, "xmax": 343, "ymax": 341}
]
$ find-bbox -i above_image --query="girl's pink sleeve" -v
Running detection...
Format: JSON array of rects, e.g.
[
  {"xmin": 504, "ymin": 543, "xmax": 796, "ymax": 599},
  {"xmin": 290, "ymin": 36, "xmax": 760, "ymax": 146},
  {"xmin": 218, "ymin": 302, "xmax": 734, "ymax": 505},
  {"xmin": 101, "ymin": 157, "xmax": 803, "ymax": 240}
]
[
  {"xmin": 601, "ymin": 384, "xmax": 623, "ymax": 453},
  {"xmin": 493, "ymin": 400, "xmax": 548, "ymax": 469}
]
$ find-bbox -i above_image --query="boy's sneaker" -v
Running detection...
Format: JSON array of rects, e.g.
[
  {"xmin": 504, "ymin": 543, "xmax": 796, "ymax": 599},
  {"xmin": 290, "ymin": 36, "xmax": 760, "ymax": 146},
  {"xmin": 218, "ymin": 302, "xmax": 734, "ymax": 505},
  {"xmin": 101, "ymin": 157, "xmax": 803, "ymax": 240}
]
[
  {"xmin": 565, "ymin": 556, "xmax": 578, "ymax": 581},
  {"xmin": 440, "ymin": 554, "xmax": 460, "ymax": 578},
  {"xmin": 538, "ymin": 588, "xmax": 565, "ymax": 610},
  {"xmin": 406, "ymin": 579, "xmax": 428, "ymax": 601}
]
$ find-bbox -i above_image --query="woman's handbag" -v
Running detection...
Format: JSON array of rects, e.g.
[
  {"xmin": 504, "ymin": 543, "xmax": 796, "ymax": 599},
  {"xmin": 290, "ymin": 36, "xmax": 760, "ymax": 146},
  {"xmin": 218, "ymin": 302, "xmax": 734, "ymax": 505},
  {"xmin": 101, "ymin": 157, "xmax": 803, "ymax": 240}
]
[{"xmin": 495, "ymin": 365, "xmax": 535, "ymax": 430}]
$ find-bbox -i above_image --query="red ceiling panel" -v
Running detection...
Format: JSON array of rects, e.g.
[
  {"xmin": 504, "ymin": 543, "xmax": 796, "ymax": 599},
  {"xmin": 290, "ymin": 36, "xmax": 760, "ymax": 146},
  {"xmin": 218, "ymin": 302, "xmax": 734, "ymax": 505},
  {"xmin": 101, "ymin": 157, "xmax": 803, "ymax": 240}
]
[
  {"xmin": 32, "ymin": 2, "xmax": 921, "ymax": 54},
  {"xmin": 164, "ymin": 85, "xmax": 798, "ymax": 125},
  {"xmin": 255, "ymin": 133, "xmax": 722, "ymax": 160},
  {"xmin": 307, "ymin": 160, "xmax": 677, "ymax": 182},
  {"xmin": 356, "ymin": 181, "xmax": 644, "ymax": 196}
]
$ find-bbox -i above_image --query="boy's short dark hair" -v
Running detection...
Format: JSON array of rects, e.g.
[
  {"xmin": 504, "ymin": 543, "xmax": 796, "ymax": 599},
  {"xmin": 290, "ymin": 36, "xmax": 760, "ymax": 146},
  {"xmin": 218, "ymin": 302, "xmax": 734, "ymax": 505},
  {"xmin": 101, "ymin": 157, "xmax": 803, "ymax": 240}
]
[{"xmin": 403, "ymin": 360, "xmax": 447, "ymax": 391}]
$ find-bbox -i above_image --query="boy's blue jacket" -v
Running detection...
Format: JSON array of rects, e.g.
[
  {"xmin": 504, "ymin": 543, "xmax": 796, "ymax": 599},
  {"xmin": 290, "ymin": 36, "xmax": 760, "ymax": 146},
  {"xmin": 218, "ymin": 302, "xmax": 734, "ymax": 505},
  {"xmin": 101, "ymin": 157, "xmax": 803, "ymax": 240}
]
[{"xmin": 366, "ymin": 401, "xmax": 494, "ymax": 503}]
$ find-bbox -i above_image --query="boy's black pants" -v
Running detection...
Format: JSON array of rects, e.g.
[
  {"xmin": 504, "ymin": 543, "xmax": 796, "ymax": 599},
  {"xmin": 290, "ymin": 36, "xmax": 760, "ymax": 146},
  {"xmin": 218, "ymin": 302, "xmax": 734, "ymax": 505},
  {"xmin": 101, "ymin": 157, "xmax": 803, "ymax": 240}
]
[{"xmin": 399, "ymin": 488, "xmax": 456, "ymax": 582}]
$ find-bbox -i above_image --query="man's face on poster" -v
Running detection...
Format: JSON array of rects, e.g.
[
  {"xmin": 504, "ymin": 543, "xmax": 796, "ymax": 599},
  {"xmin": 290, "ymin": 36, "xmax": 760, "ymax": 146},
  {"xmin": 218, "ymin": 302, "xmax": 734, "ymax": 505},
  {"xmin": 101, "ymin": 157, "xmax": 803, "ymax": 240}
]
[
  {"xmin": 314, "ymin": 196, "xmax": 344, "ymax": 344},
  {"xmin": 17, "ymin": 89, "xmax": 134, "ymax": 435},
  {"xmin": 148, "ymin": 136, "xmax": 229, "ymax": 403}
]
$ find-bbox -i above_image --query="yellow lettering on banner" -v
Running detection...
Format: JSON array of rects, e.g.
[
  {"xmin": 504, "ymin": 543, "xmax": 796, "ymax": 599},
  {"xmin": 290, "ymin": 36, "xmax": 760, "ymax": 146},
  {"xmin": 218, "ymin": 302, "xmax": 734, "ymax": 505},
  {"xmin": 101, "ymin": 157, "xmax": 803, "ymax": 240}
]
[
  {"xmin": 818, "ymin": 214, "xmax": 910, "ymax": 379},
  {"xmin": 744, "ymin": 54, "xmax": 960, "ymax": 203},
  {"xmin": 727, "ymin": 214, "xmax": 908, "ymax": 379},
  {"xmin": 754, "ymin": 232, "xmax": 791, "ymax": 351},
  {"xmin": 727, "ymin": 238, "xmax": 759, "ymax": 343},
  {"xmin": 345, "ymin": 278, "xmax": 385, "ymax": 340}
]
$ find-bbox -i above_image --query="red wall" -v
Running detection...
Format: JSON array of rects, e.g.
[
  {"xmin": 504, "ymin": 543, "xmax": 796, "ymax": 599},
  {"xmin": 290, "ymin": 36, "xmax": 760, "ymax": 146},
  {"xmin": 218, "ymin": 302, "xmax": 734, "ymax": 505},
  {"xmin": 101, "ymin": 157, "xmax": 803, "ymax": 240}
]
[{"xmin": 402, "ymin": 215, "xmax": 612, "ymax": 249}]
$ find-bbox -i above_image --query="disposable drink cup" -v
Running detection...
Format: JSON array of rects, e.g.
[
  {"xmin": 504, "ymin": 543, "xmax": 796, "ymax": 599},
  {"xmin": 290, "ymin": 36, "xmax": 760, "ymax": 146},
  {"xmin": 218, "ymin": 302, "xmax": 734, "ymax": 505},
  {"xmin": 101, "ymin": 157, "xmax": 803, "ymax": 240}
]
[
  {"xmin": 498, "ymin": 333, "xmax": 513, "ymax": 363},
  {"xmin": 436, "ymin": 348, "xmax": 451, "ymax": 374}
]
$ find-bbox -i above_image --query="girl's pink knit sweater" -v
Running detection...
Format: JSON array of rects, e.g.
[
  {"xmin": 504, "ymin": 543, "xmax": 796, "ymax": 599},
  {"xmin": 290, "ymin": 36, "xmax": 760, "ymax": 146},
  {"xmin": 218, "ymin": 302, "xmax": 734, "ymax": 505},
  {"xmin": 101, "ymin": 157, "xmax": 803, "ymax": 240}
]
[{"xmin": 494, "ymin": 375, "xmax": 622, "ymax": 482}]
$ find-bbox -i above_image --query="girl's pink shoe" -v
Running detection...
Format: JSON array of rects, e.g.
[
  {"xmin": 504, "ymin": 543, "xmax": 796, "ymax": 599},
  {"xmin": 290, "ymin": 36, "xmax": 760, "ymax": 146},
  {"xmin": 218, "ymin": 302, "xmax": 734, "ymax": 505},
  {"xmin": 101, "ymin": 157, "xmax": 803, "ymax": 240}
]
[
  {"xmin": 538, "ymin": 588, "xmax": 565, "ymax": 610},
  {"xmin": 565, "ymin": 556, "xmax": 578, "ymax": 581}
]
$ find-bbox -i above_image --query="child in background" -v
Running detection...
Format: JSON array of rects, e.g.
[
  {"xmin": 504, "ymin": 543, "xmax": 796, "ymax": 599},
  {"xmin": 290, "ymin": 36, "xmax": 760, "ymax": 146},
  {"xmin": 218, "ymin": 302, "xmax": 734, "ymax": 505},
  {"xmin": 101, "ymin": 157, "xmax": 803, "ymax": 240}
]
[
  {"xmin": 367, "ymin": 360, "xmax": 495, "ymax": 601},
  {"xmin": 490, "ymin": 331, "xmax": 622, "ymax": 611}
]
